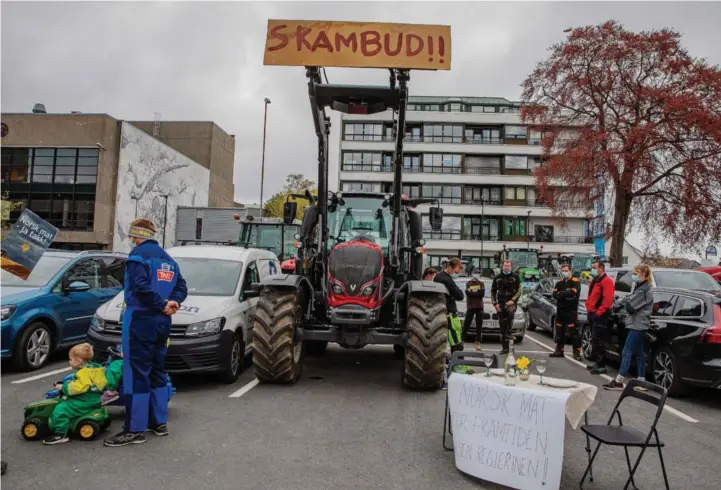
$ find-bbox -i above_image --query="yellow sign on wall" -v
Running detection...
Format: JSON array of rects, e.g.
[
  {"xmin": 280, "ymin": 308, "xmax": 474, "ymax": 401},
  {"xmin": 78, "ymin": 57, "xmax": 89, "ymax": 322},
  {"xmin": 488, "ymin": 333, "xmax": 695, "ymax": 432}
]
[{"xmin": 264, "ymin": 20, "xmax": 452, "ymax": 71}]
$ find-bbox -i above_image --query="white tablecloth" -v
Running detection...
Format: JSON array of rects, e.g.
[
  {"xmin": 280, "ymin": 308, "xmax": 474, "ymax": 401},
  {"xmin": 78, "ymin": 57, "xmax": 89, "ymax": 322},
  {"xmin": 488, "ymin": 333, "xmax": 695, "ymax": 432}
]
[{"xmin": 470, "ymin": 372, "xmax": 598, "ymax": 429}]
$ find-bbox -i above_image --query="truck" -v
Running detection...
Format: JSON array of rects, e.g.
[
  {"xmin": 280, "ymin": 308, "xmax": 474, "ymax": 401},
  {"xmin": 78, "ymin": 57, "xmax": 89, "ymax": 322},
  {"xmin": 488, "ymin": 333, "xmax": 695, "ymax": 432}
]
[{"xmin": 246, "ymin": 19, "xmax": 454, "ymax": 390}]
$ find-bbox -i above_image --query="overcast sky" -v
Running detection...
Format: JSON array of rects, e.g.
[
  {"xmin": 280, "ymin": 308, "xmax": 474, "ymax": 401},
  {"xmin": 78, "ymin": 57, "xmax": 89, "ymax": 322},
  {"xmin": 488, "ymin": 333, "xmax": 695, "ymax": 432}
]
[{"xmin": 2, "ymin": 1, "xmax": 720, "ymax": 259}]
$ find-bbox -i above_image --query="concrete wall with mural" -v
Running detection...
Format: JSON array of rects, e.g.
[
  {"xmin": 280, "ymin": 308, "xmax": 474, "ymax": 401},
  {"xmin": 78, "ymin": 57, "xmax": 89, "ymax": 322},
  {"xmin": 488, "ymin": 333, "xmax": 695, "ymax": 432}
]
[{"xmin": 114, "ymin": 122, "xmax": 209, "ymax": 253}]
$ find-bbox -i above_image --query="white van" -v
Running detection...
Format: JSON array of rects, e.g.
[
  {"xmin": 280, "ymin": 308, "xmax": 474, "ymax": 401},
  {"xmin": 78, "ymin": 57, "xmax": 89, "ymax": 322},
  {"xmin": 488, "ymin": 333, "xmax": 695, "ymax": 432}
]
[{"xmin": 87, "ymin": 246, "xmax": 280, "ymax": 383}]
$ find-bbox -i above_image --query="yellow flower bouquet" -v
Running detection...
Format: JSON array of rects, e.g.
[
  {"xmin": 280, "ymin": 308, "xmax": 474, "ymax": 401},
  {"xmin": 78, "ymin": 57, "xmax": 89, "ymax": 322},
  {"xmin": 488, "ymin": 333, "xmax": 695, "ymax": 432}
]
[{"xmin": 516, "ymin": 356, "xmax": 531, "ymax": 380}]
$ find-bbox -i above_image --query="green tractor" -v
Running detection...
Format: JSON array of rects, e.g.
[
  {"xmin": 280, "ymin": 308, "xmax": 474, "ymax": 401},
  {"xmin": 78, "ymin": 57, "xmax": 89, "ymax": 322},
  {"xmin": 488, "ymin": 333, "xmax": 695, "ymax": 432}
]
[
  {"xmin": 21, "ymin": 397, "xmax": 110, "ymax": 442},
  {"xmin": 493, "ymin": 244, "xmax": 542, "ymax": 283}
]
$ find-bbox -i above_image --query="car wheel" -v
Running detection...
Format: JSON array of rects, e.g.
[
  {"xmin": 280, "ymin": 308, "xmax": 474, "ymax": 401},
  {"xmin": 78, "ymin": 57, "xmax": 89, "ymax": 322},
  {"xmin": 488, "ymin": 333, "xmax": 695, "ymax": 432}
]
[
  {"xmin": 526, "ymin": 313, "xmax": 537, "ymax": 332},
  {"xmin": 13, "ymin": 322, "xmax": 53, "ymax": 371},
  {"xmin": 581, "ymin": 324, "xmax": 594, "ymax": 361},
  {"xmin": 651, "ymin": 346, "xmax": 687, "ymax": 397},
  {"xmin": 220, "ymin": 333, "xmax": 244, "ymax": 384}
]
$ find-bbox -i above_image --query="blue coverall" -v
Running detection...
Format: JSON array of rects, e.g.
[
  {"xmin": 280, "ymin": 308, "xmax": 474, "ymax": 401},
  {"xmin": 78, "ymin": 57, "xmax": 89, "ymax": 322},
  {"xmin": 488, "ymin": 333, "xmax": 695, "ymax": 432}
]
[{"xmin": 122, "ymin": 240, "xmax": 187, "ymax": 433}]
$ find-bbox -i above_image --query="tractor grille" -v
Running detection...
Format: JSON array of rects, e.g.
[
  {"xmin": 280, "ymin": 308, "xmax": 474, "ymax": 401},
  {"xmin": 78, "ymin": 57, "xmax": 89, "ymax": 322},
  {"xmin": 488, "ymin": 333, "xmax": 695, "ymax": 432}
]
[{"xmin": 328, "ymin": 242, "xmax": 382, "ymax": 296}]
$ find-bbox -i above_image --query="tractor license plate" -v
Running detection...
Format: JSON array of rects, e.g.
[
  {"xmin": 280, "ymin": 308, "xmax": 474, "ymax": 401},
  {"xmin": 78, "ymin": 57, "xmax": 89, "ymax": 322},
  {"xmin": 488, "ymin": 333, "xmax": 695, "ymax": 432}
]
[{"xmin": 486, "ymin": 321, "xmax": 499, "ymax": 329}]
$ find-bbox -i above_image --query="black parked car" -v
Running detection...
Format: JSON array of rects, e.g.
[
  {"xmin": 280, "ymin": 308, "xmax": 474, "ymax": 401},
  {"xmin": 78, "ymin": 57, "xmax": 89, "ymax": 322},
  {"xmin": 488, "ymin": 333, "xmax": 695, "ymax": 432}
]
[{"xmin": 582, "ymin": 287, "xmax": 721, "ymax": 396}]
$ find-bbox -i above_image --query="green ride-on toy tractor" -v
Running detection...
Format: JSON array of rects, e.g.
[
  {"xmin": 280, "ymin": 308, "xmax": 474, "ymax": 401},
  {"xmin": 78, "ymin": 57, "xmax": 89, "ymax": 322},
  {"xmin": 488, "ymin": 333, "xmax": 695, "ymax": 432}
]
[{"xmin": 21, "ymin": 386, "xmax": 111, "ymax": 442}]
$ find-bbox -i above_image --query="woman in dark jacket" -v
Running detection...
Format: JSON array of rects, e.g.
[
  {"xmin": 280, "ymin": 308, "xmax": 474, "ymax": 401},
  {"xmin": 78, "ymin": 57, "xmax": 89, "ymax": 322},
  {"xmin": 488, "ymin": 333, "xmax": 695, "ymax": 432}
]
[{"xmin": 603, "ymin": 264, "xmax": 654, "ymax": 391}]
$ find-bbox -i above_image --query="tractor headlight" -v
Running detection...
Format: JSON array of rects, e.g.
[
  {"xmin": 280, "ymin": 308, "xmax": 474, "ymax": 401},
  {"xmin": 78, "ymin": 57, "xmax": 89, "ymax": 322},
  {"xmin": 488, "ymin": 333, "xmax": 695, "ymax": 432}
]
[
  {"xmin": 185, "ymin": 317, "xmax": 225, "ymax": 337},
  {"xmin": 90, "ymin": 315, "xmax": 106, "ymax": 332},
  {"xmin": 332, "ymin": 283, "xmax": 343, "ymax": 295},
  {"xmin": 362, "ymin": 284, "xmax": 377, "ymax": 296},
  {"xmin": 1, "ymin": 305, "xmax": 17, "ymax": 321}
]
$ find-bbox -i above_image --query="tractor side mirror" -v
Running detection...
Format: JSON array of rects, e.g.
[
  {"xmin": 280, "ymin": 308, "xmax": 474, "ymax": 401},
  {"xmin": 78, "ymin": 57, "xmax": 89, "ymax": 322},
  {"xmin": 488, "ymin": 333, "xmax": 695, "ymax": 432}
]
[
  {"xmin": 428, "ymin": 207, "xmax": 444, "ymax": 231},
  {"xmin": 282, "ymin": 202, "xmax": 297, "ymax": 225},
  {"xmin": 494, "ymin": 253, "xmax": 501, "ymax": 262}
]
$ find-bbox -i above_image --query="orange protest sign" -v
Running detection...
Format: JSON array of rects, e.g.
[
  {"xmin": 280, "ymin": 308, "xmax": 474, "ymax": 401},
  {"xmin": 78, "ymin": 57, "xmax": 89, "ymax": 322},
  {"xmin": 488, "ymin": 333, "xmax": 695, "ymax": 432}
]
[{"xmin": 264, "ymin": 20, "xmax": 451, "ymax": 71}]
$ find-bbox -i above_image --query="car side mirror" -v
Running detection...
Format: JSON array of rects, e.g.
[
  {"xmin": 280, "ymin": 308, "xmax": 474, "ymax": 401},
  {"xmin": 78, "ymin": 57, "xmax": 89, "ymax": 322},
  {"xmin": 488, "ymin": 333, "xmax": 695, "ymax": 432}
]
[
  {"xmin": 428, "ymin": 207, "xmax": 444, "ymax": 231},
  {"xmin": 243, "ymin": 282, "xmax": 262, "ymax": 299},
  {"xmin": 68, "ymin": 281, "xmax": 91, "ymax": 293},
  {"xmin": 283, "ymin": 202, "xmax": 297, "ymax": 225}
]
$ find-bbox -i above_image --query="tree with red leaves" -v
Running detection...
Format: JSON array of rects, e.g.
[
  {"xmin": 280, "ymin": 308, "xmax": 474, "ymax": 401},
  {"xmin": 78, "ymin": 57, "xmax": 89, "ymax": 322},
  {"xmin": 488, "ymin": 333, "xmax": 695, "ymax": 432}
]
[{"xmin": 521, "ymin": 21, "xmax": 721, "ymax": 266}]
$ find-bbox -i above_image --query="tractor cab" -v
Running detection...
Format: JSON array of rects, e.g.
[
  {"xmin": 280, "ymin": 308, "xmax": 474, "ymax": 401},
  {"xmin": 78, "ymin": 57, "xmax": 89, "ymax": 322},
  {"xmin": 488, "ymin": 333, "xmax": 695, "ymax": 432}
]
[
  {"xmin": 494, "ymin": 245, "xmax": 542, "ymax": 282},
  {"xmin": 234, "ymin": 215, "xmax": 300, "ymax": 265}
]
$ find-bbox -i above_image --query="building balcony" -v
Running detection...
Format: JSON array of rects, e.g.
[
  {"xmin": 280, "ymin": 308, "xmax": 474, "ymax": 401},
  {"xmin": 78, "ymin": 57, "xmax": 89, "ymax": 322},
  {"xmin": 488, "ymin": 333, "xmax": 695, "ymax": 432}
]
[
  {"xmin": 422, "ymin": 232, "xmax": 593, "ymax": 244},
  {"xmin": 340, "ymin": 138, "xmax": 542, "ymax": 156}
]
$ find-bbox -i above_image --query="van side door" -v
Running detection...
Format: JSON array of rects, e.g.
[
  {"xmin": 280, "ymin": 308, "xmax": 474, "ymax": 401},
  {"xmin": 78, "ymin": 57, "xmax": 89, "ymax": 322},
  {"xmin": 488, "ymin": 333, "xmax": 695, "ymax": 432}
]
[{"xmin": 239, "ymin": 261, "xmax": 260, "ymax": 347}]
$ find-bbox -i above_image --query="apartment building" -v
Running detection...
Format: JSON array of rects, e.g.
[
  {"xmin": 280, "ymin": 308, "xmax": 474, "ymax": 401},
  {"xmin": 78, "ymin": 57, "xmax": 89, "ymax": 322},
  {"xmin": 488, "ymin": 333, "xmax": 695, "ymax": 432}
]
[{"xmin": 336, "ymin": 96, "xmax": 595, "ymax": 272}]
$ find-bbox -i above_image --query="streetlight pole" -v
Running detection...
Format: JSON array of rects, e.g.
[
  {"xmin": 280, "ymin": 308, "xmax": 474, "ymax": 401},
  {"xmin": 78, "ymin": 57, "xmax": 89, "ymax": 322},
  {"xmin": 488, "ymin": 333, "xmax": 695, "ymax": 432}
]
[
  {"xmin": 259, "ymin": 97, "xmax": 271, "ymax": 219},
  {"xmin": 161, "ymin": 194, "xmax": 169, "ymax": 248}
]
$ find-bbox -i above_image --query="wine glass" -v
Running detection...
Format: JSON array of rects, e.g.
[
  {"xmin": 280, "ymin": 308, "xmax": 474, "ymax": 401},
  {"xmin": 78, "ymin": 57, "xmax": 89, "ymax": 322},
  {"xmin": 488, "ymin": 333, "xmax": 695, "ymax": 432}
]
[
  {"xmin": 536, "ymin": 359, "xmax": 547, "ymax": 385},
  {"xmin": 479, "ymin": 356, "xmax": 491, "ymax": 377}
]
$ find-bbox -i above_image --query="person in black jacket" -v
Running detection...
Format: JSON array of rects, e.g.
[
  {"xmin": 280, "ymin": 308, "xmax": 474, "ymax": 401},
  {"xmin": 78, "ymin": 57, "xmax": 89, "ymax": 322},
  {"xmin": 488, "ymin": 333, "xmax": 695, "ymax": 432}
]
[
  {"xmin": 434, "ymin": 258, "xmax": 465, "ymax": 352},
  {"xmin": 491, "ymin": 260, "xmax": 522, "ymax": 355},
  {"xmin": 550, "ymin": 264, "xmax": 582, "ymax": 360},
  {"xmin": 462, "ymin": 268, "xmax": 485, "ymax": 351}
]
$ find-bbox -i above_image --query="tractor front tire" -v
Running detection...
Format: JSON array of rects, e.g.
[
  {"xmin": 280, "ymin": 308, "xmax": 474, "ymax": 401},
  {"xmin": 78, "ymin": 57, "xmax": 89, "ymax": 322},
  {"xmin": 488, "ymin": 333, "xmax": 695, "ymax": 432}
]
[
  {"xmin": 402, "ymin": 294, "xmax": 447, "ymax": 390},
  {"xmin": 252, "ymin": 288, "xmax": 304, "ymax": 384}
]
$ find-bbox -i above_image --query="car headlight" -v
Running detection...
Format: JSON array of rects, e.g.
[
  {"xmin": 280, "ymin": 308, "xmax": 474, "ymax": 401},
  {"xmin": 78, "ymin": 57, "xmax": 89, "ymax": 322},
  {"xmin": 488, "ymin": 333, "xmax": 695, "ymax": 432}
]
[
  {"xmin": 1, "ymin": 305, "xmax": 17, "ymax": 321},
  {"xmin": 90, "ymin": 315, "xmax": 106, "ymax": 332},
  {"xmin": 361, "ymin": 284, "xmax": 377, "ymax": 296},
  {"xmin": 185, "ymin": 317, "xmax": 224, "ymax": 337}
]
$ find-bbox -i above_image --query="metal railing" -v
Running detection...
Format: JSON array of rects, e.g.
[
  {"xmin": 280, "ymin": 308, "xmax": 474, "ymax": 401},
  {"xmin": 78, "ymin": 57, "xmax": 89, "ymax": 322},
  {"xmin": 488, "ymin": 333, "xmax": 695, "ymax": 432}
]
[
  {"xmin": 344, "ymin": 135, "xmax": 515, "ymax": 145},
  {"xmin": 424, "ymin": 233, "xmax": 595, "ymax": 244}
]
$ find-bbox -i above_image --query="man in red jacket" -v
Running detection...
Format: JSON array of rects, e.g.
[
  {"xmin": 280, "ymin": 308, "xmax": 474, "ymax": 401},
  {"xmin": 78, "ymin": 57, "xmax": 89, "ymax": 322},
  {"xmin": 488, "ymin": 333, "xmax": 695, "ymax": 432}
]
[{"xmin": 585, "ymin": 260, "xmax": 615, "ymax": 375}]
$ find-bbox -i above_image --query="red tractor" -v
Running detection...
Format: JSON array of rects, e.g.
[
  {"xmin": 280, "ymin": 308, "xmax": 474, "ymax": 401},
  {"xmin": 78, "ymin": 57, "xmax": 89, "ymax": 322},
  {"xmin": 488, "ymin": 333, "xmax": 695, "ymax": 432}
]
[{"xmin": 247, "ymin": 32, "xmax": 452, "ymax": 390}]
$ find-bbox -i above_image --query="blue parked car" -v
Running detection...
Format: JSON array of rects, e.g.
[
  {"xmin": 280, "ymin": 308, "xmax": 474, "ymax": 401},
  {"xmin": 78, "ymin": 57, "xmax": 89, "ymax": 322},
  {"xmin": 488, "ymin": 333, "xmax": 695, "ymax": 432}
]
[{"xmin": 1, "ymin": 250, "xmax": 127, "ymax": 371}]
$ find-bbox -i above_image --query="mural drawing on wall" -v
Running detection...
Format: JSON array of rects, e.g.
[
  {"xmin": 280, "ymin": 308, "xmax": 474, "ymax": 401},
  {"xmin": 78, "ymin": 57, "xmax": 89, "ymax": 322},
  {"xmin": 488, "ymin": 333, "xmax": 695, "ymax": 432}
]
[{"xmin": 114, "ymin": 122, "xmax": 209, "ymax": 253}]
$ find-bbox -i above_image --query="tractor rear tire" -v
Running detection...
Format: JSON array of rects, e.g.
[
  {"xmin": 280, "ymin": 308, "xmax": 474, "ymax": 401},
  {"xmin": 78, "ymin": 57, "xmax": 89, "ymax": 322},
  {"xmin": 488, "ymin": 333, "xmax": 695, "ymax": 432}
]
[
  {"xmin": 252, "ymin": 287, "xmax": 304, "ymax": 384},
  {"xmin": 402, "ymin": 294, "xmax": 447, "ymax": 390}
]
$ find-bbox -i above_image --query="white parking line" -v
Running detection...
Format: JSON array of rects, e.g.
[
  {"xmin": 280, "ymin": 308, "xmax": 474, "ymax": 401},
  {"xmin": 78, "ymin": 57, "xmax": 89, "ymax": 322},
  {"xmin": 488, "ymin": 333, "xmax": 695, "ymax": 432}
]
[
  {"xmin": 524, "ymin": 333, "xmax": 700, "ymax": 424},
  {"xmin": 11, "ymin": 367, "xmax": 71, "ymax": 384},
  {"xmin": 229, "ymin": 378, "xmax": 259, "ymax": 398}
]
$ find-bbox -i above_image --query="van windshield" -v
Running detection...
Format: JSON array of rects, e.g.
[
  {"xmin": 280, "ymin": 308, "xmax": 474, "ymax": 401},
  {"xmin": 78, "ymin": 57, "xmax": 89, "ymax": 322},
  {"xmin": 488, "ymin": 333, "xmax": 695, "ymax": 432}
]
[{"xmin": 173, "ymin": 257, "xmax": 243, "ymax": 296}]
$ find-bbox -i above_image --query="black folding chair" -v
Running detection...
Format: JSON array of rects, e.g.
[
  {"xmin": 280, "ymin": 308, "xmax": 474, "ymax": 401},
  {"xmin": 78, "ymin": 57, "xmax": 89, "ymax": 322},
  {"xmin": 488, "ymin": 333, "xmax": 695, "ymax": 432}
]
[
  {"xmin": 580, "ymin": 379, "xmax": 669, "ymax": 490},
  {"xmin": 442, "ymin": 350, "xmax": 498, "ymax": 451}
]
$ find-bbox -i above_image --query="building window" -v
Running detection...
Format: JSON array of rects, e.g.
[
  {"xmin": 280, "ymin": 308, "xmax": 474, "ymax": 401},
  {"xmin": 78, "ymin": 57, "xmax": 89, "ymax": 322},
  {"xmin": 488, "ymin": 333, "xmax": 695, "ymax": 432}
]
[
  {"xmin": 402, "ymin": 154, "xmax": 421, "ymax": 172},
  {"xmin": 504, "ymin": 155, "xmax": 529, "ymax": 171},
  {"xmin": 464, "ymin": 186, "xmax": 501, "ymax": 205},
  {"xmin": 504, "ymin": 186, "xmax": 527, "ymax": 201},
  {"xmin": 504, "ymin": 125, "xmax": 528, "ymax": 140},
  {"xmin": 622, "ymin": 256, "xmax": 629, "ymax": 265},
  {"xmin": 464, "ymin": 127, "xmax": 501, "ymax": 144},
  {"xmin": 449, "ymin": 103, "xmax": 463, "ymax": 112},
  {"xmin": 422, "ymin": 214, "xmax": 462, "ymax": 240},
  {"xmin": 341, "ymin": 181, "xmax": 383, "ymax": 193},
  {"xmin": 341, "ymin": 152, "xmax": 386, "ymax": 172},
  {"xmin": 422, "ymin": 153, "xmax": 461, "ymax": 174},
  {"xmin": 422, "ymin": 184, "xmax": 461, "ymax": 204},
  {"xmin": 343, "ymin": 123, "xmax": 384, "ymax": 141},
  {"xmin": 463, "ymin": 216, "xmax": 500, "ymax": 241},
  {"xmin": 502, "ymin": 217, "xmax": 527, "ymax": 237},
  {"xmin": 1, "ymin": 147, "xmax": 98, "ymax": 230},
  {"xmin": 402, "ymin": 184, "xmax": 420, "ymax": 198},
  {"xmin": 404, "ymin": 125, "xmax": 422, "ymax": 142},
  {"xmin": 464, "ymin": 155, "xmax": 501, "ymax": 175},
  {"xmin": 422, "ymin": 124, "xmax": 463, "ymax": 143},
  {"xmin": 535, "ymin": 225, "xmax": 554, "ymax": 243}
]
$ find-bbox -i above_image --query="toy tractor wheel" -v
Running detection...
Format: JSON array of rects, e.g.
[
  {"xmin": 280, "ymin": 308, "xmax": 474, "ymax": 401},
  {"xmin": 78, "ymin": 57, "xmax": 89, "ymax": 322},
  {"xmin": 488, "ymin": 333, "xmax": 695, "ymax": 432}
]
[
  {"xmin": 402, "ymin": 294, "xmax": 447, "ymax": 390},
  {"xmin": 77, "ymin": 420, "xmax": 101, "ymax": 441},
  {"xmin": 252, "ymin": 287, "xmax": 304, "ymax": 384},
  {"xmin": 21, "ymin": 418, "xmax": 47, "ymax": 441}
]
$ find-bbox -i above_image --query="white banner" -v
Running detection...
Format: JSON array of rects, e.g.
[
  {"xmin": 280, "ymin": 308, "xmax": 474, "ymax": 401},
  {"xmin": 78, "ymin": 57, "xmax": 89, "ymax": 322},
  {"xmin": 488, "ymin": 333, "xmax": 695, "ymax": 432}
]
[{"xmin": 448, "ymin": 374, "xmax": 570, "ymax": 490}]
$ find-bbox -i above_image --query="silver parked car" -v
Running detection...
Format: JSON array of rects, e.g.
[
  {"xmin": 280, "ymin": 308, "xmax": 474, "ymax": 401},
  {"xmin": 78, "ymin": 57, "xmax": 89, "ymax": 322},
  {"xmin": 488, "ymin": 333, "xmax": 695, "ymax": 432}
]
[
  {"xmin": 525, "ymin": 278, "xmax": 590, "ymax": 342},
  {"xmin": 454, "ymin": 277, "xmax": 527, "ymax": 343}
]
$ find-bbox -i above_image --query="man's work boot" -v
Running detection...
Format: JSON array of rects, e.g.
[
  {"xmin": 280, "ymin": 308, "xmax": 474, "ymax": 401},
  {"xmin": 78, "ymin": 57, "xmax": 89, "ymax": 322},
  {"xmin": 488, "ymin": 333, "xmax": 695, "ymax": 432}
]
[
  {"xmin": 573, "ymin": 350, "xmax": 583, "ymax": 362},
  {"xmin": 590, "ymin": 365, "xmax": 607, "ymax": 375},
  {"xmin": 549, "ymin": 349, "xmax": 564, "ymax": 358}
]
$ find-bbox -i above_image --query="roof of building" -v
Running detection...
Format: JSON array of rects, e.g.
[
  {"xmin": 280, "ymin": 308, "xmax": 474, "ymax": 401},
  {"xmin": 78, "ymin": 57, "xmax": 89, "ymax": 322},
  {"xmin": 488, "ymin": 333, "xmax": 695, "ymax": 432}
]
[{"xmin": 408, "ymin": 96, "xmax": 522, "ymax": 106}]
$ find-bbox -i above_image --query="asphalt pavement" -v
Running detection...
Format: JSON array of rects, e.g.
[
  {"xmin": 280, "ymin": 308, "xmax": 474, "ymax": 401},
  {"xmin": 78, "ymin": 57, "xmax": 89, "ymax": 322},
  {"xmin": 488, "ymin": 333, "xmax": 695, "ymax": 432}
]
[{"xmin": 2, "ymin": 329, "xmax": 720, "ymax": 490}]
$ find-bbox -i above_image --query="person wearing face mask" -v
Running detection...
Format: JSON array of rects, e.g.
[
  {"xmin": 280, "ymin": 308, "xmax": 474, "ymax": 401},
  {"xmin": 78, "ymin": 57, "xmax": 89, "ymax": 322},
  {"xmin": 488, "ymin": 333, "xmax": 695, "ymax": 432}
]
[
  {"xmin": 491, "ymin": 260, "xmax": 522, "ymax": 355},
  {"xmin": 434, "ymin": 258, "xmax": 465, "ymax": 352},
  {"xmin": 550, "ymin": 264, "xmax": 582, "ymax": 360},
  {"xmin": 585, "ymin": 260, "xmax": 615, "ymax": 375},
  {"xmin": 462, "ymin": 268, "xmax": 486, "ymax": 351},
  {"xmin": 604, "ymin": 264, "xmax": 654, "ymax": 391},
  {"xmin": 104, "ymin": 218, "xmax": 187, "ymax": 447}
]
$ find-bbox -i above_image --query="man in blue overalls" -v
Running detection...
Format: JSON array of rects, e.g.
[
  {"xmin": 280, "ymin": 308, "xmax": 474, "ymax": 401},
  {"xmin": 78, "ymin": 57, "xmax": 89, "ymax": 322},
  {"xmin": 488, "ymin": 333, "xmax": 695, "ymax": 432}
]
[{"xmin": 104, "ymin": 218, "xmax": 187, "ymax": 447}]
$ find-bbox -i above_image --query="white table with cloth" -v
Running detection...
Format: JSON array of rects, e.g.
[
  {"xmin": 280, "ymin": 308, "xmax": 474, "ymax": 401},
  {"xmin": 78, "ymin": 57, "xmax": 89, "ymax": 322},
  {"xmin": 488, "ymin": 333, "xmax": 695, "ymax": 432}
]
[{"xmin": 446, "ymin": 372, "xmax": 598, "ymax": 490}]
